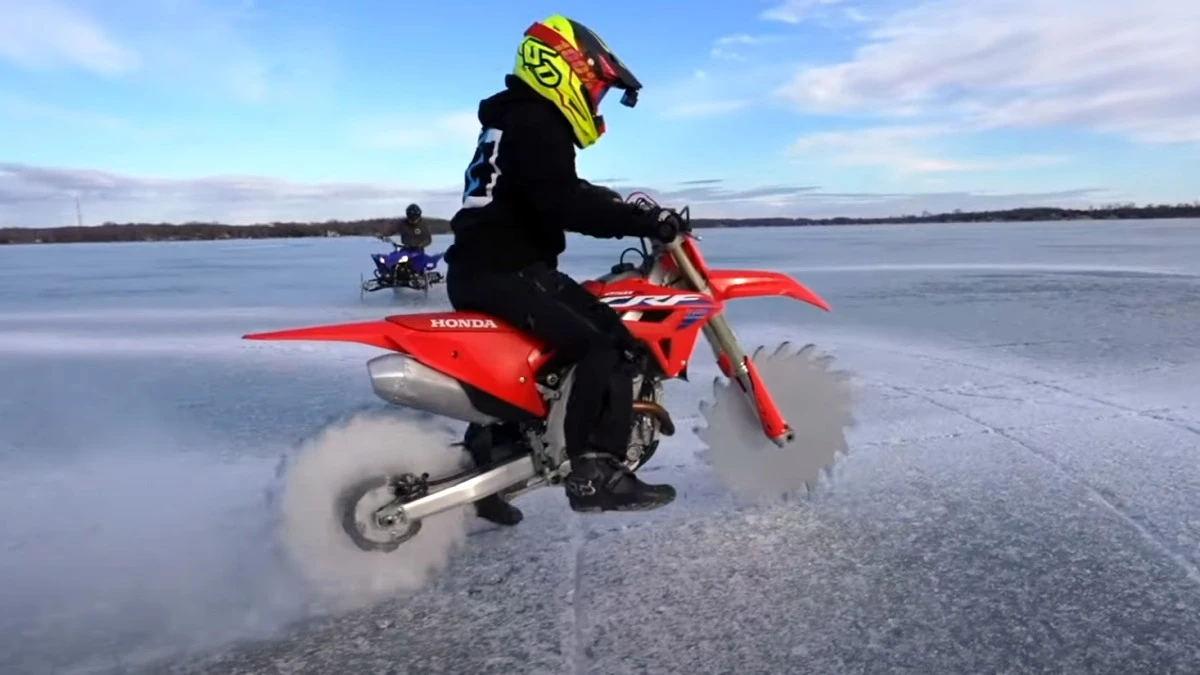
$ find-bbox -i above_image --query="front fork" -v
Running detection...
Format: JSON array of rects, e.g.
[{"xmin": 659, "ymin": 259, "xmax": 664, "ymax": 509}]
[{"xmin": 665, "ymin": 239, "xmax": 795, "ymax": 447}]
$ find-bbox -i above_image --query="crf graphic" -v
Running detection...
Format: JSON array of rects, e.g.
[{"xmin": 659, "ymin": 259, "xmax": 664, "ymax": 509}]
[{"xmin": 600, "ymin": 293, "xmax": 710, "ymax": 309}]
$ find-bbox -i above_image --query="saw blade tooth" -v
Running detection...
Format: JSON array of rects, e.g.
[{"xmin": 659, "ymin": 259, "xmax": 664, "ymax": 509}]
[
  {"xmin": 751, "ymin": 344, "xmax": 767, "ymax": 361},
  {"xmin": 797, "ymin": 343, "xmax": 817, "ymax": 358},
  {"xmin": 771, "ymin": 342, "xmax": 791, "ymax": 359}
]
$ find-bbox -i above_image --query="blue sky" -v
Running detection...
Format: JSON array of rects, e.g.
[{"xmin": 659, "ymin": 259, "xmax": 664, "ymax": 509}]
[{"xmin": 1, "ymin": 0, "xmax": 1197, "ymax": 226}]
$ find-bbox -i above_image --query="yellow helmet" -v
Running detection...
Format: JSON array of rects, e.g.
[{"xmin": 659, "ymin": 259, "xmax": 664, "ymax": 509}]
[{"xmin": 513, "ymin": 15, "xmax": 643, "ymax": 149}]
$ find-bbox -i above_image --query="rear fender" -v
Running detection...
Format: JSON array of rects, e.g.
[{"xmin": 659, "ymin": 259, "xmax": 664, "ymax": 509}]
[{"xmin": 244, "ymin": 312, "xmax": 548, "ymax": 416}]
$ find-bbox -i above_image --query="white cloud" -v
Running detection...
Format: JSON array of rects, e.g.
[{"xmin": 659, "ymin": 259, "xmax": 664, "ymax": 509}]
[
  {"xmin": 790, "ymin": 125, "xmax": 1069, "ymax": 173},
  {"xmin": 0, "ymin": 93, "xmax": 127, "ymax": 131},
  {"xmin": 654, "ymin": 66, "xmax": 788, "ymax": 119},
  {"xmin": 662, "ymin": 100, "xmax": 752, "ymax": 119},
  {"xmin": 0, "ymin": 163, "xmax": 462, "ymax": 227},
  {"xmin": 349, "ymin": 111, "xmax": 480, "ymax": 151},
  {"xmin": 774, "ymin": 0, "xmax": 1200, "ymax": 143},
  {"xmin": 761, "ymin": 0, "xmax": 846, "ymax": 24},
  {"xmin": 0, "ymin": 162, "xmax": 1114, "ymax": 226},
  {"xmin": 0, "ymin": 0, "xmax": 139, "ymax": 74},
  {"xmin": 711, "ymin": 33, "xmax": 785, "ymax": 60}
]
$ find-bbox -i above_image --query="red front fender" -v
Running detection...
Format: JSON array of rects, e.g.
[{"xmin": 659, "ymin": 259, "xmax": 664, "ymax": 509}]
[{"xmin": 706, "ymin": 269, "xmax": 831, "ymax": 312}]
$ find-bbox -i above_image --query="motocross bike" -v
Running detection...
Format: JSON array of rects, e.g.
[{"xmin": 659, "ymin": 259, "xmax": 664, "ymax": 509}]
[
  {"xmin": 246, "ymin": 194, "xmax": 835, "ymax": 553},
  {"xmin": 361, "ymin": 237, "xmax": 445, "ymax": 295}
]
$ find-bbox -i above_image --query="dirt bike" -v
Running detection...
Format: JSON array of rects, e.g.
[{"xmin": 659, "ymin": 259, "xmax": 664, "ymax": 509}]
[{"xmin": 244, "ymin": 194, "xmax": 837, "ymax": 553}]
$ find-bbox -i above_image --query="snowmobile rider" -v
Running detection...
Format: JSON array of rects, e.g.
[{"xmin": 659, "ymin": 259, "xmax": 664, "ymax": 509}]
[
  {"xmin": 444, "ymin": 14, "xmax": 687, "ymax": 526},
  {"xmin": 385, "ymin": 203, "xmax": 433, "ymax": 252}
]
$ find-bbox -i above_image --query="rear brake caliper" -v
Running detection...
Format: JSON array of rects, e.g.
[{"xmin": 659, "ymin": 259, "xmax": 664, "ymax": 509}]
[{"xmin": 375, "ymin": 473, "xmax": 429, "ymax": 527}]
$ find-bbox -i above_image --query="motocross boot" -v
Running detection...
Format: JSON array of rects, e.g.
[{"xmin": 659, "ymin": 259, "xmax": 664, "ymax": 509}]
[
  {"xmin": 463, "ymin": 424, "xmax": 524, "ymax": 527},
  {"xmin": 565, "ymin": 451, "xmax": 676, "ymax": 513},
  {"xmin": 475, "ymin": 493, "xmax": 523, "ymax": 526}
]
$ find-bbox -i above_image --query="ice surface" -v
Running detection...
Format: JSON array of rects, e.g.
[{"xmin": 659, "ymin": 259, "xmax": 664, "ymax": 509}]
[{"xmin": 1, "ymin": 220, "xmax": 1199, "ymax": 674}]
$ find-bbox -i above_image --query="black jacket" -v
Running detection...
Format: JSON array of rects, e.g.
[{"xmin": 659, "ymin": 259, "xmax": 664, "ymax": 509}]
[
  {"xmin": 445, "ymin": 76, "xmax": 661, "ymax": 273},
  {"xmin": 392, "ymin": 218, "xmax": 432, "ymax": 249}
]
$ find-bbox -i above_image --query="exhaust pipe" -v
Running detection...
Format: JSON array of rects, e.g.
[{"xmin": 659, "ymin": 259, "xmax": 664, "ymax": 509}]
[{"xmin": 367, "ymin": 353, "xmax": 498, "ymax": 425}]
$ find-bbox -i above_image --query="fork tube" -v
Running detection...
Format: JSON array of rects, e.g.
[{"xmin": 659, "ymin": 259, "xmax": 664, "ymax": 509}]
[{"xmin": 665, "ymin": 239, "xmax": 751, "ymax": 383}]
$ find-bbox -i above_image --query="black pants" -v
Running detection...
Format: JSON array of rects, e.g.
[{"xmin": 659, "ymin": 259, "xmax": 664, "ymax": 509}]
[{"xmin": 447, "ymin": 261, "xmax": 635, "ymax": 458}]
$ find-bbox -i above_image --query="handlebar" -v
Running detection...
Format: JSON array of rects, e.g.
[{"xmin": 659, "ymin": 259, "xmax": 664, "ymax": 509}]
[
  {"xmin": 615, "ymin": 192, "xmax": 700, "ymax": 275},
  {"xmin": 624, "ymin": 192, "xmax": 694, "ymax": 244}
]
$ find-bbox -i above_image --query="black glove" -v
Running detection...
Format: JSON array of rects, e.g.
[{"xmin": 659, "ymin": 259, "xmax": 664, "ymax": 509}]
[
  {"xmin": 647, "ymin": 207, "xmax": 686, "ymax": 243},
  {"xmin": 579, "ymin": 179, "xmax": 624, "ymax": 203}
]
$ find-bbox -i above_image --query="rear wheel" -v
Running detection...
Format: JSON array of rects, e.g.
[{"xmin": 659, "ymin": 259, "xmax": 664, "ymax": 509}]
[
  {"xmin": 338, "ymin": 475, "xmax": 424, "ymax": 553},
  {"xmin": 278, "ymin": 411, "xmax": 472, "ymax": 601}
]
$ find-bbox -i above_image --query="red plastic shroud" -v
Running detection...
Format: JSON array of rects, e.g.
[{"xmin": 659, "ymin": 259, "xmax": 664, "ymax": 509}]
[{"xmin": 244, "ymin": 237, "xmax": 830, "ymax": 432}]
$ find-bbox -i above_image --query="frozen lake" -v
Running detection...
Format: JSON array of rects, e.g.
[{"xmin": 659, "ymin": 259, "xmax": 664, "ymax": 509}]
[{"xmin": 1, "ymin": 219, "xmax": 1199, "ymax": 674}]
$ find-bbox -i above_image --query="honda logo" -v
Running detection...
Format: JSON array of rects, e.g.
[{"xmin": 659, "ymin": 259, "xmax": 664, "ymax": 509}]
[{"xmin": 429, "ymin": 318, "xmax": 498, "ymax": 328}]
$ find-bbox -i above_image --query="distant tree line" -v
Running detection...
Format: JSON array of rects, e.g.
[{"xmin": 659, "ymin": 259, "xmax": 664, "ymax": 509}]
[
  {"xmin": 0, "ymin": 217, "xmax": 448, "ymax": 245},
  {"xmin": 1, "ymin": 202, "xmax": 1197, "ymax": 245},
  {"xmin": 695, "ymin": 202, "xmax": 1200, "ymax": 228}
]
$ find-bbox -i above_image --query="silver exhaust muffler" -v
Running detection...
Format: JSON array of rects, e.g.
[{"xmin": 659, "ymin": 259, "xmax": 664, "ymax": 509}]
[{"xmin": 367, "ymin": 353, "xmax": 498, "ymax": 425}]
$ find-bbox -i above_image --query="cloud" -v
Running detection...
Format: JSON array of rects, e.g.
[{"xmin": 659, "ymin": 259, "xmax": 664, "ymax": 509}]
[
  {"xmin": 0, "ymin": 93, "xmax": 127, "ymax": 131},
  {"xmin": 761, "ymin": 0, "xmax": 846, "ymax": 24},
  {"xmin": 655, "ymin": 68, "xmax": 767, "ymax": 119},
  {"xmin": 774, "ymin": 0, "xmax": 1200, "ymax": 143},
  {"xmin": 0, "ymin": 163, "xmax": 1114, "ymax": 227},
  {"xmin": 0, "ymin": 163, "xmax": 460, "ymax": 227},
  {"xmin": 662, "ymin": 99, "xmax": 752, "ymax": 119},
  {"xmin": 349, "ymin": 111, "xmax": 480, "ymax": 151},
  {"xmin": 790, "ymin": 125, "xmax": 1070, "ymax": 173},
  {"xmin": 618, "ymin": 182, "xmax": 822, "ymax": 205},
  {"xmin": 711, "ymin": 33, "xmax": 787, "ymax": 60},
  {"xmin": 619, "ymin": 183, "xmax": 1110, "ymax": 219},
  {"xmin": 0, "ymin": 0, "xmax": 139, "ymax": 74},
  {"xmin": 23, "ymin": 0, "xmax": 340, "ymax": 105}
]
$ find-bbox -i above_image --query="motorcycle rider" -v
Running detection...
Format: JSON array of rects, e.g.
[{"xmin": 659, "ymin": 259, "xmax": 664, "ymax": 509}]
[{"xmin": 445, "ymin": 14, "xmax": 687, "ymax": 526}]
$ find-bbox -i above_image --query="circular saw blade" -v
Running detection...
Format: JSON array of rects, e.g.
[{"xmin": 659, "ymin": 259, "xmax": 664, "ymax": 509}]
[{"xmin": 695, "ymin": 342, "xmax": 856, "ymax": 500}]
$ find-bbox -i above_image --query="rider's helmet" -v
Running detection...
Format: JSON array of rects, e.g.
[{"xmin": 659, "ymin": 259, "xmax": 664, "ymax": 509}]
[
  {"xmin": 513, "ymin": 15, "xmax": 643, "ymax": 149},
  {"xmin": 405, "ymin": 203, "xmax": 422, "ymax": 222}
]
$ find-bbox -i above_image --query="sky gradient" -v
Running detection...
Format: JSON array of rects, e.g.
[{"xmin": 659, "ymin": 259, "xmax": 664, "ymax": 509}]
[{"xmin": 1, "ymin": 0, "xmax": 1197, "ymax": 226}]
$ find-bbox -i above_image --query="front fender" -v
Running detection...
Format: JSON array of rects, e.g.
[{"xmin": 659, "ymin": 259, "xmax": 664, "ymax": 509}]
[{"xmin": 706, "ymin": 269, "xmax": 831, "ymax": 312}]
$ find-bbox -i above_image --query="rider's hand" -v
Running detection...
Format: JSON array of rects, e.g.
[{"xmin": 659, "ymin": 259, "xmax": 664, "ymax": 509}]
[
  {"xmin": 648, "ymin": 207, "xmax": 687, "ymax": 243},
  {"xmin": 579, "ymin": 179, "xmax": 624, "ymax": 203}
]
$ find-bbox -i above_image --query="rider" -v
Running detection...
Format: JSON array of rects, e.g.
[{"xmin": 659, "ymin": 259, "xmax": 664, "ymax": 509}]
[
  {"xmin": 444, "ymin": 14, "xmax": 686, "ymax": 525},
  {"xmin": 388, "ymin": 203, "xmax": 433, "ymax": 252}
]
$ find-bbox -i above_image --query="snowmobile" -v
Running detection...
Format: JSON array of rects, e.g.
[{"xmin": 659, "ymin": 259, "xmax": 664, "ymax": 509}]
[
  {"xmin": 361, "ymin": 237, "xmax": 445, "ymax": 295},
  {"xmin": 246, "ymin": 194, "xmax": 845, "ymax": 554}
]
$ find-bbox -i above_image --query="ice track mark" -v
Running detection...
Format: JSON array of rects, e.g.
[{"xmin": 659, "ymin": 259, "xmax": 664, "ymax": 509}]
[
  {"xmin": 886, "ymin": 382, "xmax": 1200, "ymax": 591},
  {"xmin": 862, "ymin": 342, "xmax": 1200, "ymax": 439}
]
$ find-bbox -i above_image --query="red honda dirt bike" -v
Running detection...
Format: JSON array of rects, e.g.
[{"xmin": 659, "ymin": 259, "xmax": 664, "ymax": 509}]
[{"xmin": 245, "ymin": 195, "xmax": 839, "ymax": 553}]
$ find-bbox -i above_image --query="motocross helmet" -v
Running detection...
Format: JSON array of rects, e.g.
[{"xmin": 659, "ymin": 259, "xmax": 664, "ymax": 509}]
[
  {"xmin": 405, "ymin": 203, "xmax": 422, "ymax": 221},
  {"xmin": 513, "ymin": 15, "xmax": 642, "ymax": 149}
]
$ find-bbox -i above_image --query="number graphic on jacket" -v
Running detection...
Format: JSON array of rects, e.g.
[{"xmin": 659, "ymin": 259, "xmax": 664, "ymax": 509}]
[{"xmin": 461, "ymin": 128, "xmax": 503, "ymax": 208}]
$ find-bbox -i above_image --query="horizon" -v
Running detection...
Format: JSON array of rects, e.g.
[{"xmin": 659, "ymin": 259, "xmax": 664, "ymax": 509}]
[{"xmin": 2, "ymin": 0, "xmax": 1197, "ymax": 227}]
